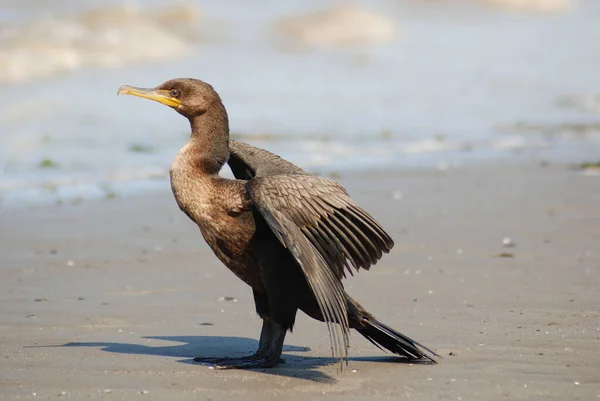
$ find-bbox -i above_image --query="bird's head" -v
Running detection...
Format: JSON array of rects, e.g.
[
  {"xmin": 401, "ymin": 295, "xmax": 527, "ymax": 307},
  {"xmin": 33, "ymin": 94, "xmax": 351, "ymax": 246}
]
[{"xmin": 117, "ymin": 78, "xmax": 223, "ymax": 119}]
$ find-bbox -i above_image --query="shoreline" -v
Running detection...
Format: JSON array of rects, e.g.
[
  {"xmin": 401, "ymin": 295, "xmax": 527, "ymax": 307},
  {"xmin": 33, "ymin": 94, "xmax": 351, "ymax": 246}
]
[{"xmin": 2, "ymin": 142, "xmax": 599, "ymax": 211}]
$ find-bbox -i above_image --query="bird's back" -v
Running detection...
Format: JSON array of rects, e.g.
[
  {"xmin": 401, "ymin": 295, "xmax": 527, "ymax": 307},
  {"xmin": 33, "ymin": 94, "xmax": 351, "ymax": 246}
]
[{"xmin": 228, "ymin": 139, "xmax": 308, "ymax": 180}]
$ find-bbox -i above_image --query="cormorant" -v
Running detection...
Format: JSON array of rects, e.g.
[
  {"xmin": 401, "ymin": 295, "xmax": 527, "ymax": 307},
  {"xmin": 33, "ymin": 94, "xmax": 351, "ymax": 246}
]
[{"xmin": 118, "ymin": 78, "xmax": 439, "ymax": 369}]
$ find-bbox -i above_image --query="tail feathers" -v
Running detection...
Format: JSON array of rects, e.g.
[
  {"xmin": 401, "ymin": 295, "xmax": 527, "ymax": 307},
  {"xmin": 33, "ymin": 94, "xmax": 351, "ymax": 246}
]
[{"xmin": 356, "ymin": 317, "xmax": 440, "ymax": 363}]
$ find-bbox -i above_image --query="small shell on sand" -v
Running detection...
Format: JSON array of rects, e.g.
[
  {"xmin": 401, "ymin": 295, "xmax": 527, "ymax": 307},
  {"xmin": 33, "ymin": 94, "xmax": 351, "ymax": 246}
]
[
  {"xmin": 483, "ymin": 0, "xmax": 576, "ymax": 13},
  {"xmin": 277, "ymin": 4, "xmax": 397, "ymax": 47}
]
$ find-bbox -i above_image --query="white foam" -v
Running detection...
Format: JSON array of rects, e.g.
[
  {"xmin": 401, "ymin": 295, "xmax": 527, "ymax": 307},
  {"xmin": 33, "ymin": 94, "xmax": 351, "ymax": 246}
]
[
  {"xmin": 483, "ymin": 0, "xmax": 575, "ymax": 13},
  {"xmin": 0, "ymin": 3, "xmax": 200, "ymax": 84},
  {"xmin": 557, "ymin": 94, "xmax": 600, "ymax": 114},
  {"xmin": 277, "ymin": 4, "xmax": 397, "ymax": 47}
]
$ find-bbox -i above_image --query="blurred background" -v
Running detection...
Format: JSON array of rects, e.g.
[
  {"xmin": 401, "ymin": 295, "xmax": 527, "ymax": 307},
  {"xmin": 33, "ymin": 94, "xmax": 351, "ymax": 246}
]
[{"xmin": 1, "ymin": 0, "xmax": 599, "ymax": 207}]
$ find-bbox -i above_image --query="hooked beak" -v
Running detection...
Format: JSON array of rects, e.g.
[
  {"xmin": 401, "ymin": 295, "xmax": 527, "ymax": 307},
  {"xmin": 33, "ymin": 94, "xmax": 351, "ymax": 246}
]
[{"xmin": 117, "ymin": 85, "xmax": 182, "ymax": 108}]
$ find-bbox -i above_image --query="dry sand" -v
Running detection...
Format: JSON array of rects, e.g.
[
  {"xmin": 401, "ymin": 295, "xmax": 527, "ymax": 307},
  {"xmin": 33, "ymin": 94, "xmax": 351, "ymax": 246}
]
[{"xmin": 1, "ymin": 162, "xmax": 599, "ymax": 400}]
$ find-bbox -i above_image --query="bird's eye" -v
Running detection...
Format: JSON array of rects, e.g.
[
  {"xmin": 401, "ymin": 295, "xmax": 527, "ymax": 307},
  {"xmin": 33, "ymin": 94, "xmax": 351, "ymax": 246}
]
[{"xmin": 170, "ymin": 89, "xmax": 180, "ymax": 97}]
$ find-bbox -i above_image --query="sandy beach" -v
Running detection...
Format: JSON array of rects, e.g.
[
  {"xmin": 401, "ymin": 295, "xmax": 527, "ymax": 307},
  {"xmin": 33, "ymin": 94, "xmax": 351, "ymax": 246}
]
[
  {"xmin": 1, "ymin": 161, "xmax": 598, "ymax": 400},
  {"xmin": 1, "ymin": 0, "xmax": 599, "ymax": 399}
]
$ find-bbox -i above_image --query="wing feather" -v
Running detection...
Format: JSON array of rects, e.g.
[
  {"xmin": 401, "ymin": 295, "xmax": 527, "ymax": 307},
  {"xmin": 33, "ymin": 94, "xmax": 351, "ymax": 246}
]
[{"xmin": 246, "ymin": 175, "xmax": 394, "ymax": 361}]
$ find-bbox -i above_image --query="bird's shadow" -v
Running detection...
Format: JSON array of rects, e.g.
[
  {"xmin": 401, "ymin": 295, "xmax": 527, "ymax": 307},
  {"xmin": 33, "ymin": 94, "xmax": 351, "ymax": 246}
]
[{"xmin": 57, "ymin": 335, "xmax": 425, "ymax": 383}]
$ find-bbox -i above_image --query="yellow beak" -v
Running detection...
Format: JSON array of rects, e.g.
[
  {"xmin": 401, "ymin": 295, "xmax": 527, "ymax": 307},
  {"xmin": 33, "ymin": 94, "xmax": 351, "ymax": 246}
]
[{"xmin": 117, "ymin": 85, "xmax": 182, "ymax": 108}]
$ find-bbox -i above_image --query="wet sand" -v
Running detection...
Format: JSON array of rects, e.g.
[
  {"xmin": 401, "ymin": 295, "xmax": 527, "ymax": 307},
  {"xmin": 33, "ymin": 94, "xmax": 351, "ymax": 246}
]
[{"xmin": 1, "ymin": 162, "xmax": 599, "ymax": 400}]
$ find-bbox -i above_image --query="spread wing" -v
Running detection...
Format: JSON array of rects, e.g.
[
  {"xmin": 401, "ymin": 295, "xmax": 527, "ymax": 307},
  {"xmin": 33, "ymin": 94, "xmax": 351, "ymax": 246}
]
[
  {"xmin": 245, "ymin": 174, "xmax": 394, "ymax": 362},
  {"xmin": 247, "ymin": 175, "xmax": 394, "ymax": 279}
]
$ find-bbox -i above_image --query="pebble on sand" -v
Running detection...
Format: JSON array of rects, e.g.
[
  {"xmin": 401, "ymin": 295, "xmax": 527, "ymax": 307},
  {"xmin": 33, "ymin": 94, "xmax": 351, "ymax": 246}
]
[
  {"xmin": 502, "ymin": 237, "xmax": 515, "ymax": 247},
  {"xmin": 277, "ymin": 4, "xmax": 397, "ymax": 47},
  {"xmin": 491, "ymin": 252, "xmax": 516, "ymax": 258}
]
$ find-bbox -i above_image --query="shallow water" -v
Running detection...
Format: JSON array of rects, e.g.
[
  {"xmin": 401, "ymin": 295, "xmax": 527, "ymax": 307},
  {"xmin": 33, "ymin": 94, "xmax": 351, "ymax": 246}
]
[{"xmin": 1, "ymin": 0, "xmax": 600, "ymax": 207}]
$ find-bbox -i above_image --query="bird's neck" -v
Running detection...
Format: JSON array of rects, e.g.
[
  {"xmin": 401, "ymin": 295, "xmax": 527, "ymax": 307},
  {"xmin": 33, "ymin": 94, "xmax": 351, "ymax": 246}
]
[{"xmin": 187, "ymin": 107, "xmax": 230, "ymax": 176}]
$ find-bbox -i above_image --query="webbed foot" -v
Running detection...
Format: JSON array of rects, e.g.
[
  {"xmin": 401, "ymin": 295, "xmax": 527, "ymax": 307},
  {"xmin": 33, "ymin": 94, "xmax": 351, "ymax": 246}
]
[{"xmin": 193, "ymin": 354, "xmax": 284, "ymax": 369}]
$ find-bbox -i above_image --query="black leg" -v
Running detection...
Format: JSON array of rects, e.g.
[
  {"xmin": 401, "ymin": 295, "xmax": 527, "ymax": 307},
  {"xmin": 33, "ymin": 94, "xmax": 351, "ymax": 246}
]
[
  {"xmin": 256, "ymin": 318, "xmax": 275, "ymax": 355},
  {"xmin": 213, "ymin": 320, "xmax": 286, "ymax": 369},
  {"xmin": 193, "ymin": 319, "xmax": 286, "ymax": 369}
]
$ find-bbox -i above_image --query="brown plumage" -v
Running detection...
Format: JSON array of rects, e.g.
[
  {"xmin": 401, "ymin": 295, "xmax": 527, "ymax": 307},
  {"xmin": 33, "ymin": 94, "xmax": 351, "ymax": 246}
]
[{"xmin": 118, "ymin": 78, "xmax": 439, "ymax": 369}]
